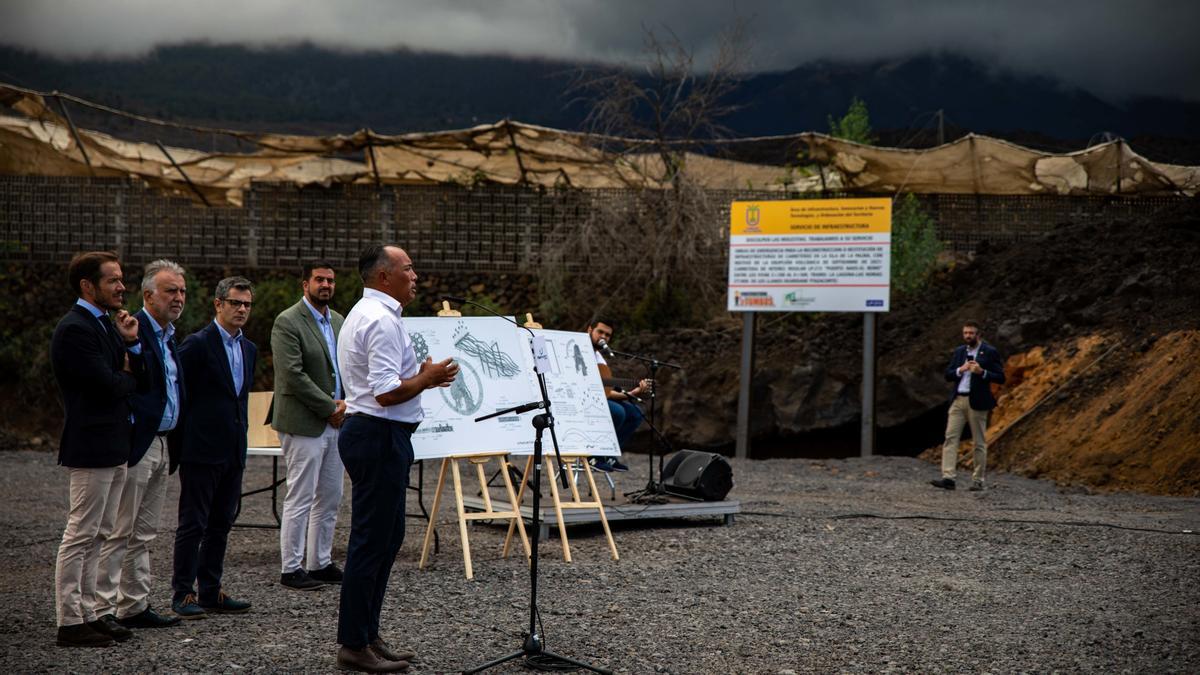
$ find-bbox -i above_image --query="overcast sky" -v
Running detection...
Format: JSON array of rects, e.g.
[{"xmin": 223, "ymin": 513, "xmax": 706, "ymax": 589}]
[{"xmin": 1, "ymin": 0, "xmax": 1196, "ymax": 101}]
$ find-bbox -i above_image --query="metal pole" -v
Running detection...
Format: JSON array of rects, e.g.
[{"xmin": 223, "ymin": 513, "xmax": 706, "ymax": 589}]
[
  {"xmin": 735, "ymin": 312, "xmax": 756, "ymax": 460},
  {"xmin": 861, "ymin": 312, "xmax": 876, "ymax": 457},
  {"xmin": 155, "ymin": 140, "xmax": 212, "ymax": 208},
  {"xmin": 55, "ymin": 96, "xmax": 95, "ymax": 174}
]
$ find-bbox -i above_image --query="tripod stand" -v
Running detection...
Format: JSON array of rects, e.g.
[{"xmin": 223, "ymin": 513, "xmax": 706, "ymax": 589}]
[
  {"xmin": 605, "ymin": 348, "xmax": 682, "ymax": 504},
  {"xmin": 442, "ymin": 297, "xmax": 609, "ymax": 674},
  {"xmin": 466, "ymin": 407, "xmax": 609, "ymax": 674}
]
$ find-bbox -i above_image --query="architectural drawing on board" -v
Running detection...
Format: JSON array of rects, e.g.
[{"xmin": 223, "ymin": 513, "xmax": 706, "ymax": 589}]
[
  {"xmin": 571, "ymin": 341, "xmax": 588, "ymax": 376},
  {"xmin": 411, "ymin": 331, "xmax": 430, "ymax": 363},
  {"xmin": 514, "ymin": 329, "xmax": 620, "ymax": 457},
  {"xmin": 453, "ymin": 323, "xmax": 521, "ymax": 378},
  {"xmin": 442, "ymin": 359, "xmax": 484, "ymax": 415}
]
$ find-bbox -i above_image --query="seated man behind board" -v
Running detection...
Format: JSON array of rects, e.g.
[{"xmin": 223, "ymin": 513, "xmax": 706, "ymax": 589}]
[{"xmin": 587, "ymin": 317, "xmax": 651, "ymax": 472}]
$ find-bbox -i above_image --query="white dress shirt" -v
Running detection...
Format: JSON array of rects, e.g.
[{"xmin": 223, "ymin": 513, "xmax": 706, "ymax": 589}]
[
  {"xmin": 957, "ymin": 346, "xmax": 980, "ymax": 394},
  {"xmin": 337, "ymin": 288, "xmax": 423, "ymax": 423}
]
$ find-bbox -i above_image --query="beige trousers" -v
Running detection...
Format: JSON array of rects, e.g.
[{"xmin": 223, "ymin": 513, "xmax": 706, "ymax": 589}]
[
  {"xmin": 95, "ymin": 437, "xmax": 170, "ymax": 618},
  {"xmin": 941, "ymin": 396, "xmax": 990, "ymax": 482},
  {"xmin": 55, "ymin": 464, "xmax": 127, "ymax": 627}
]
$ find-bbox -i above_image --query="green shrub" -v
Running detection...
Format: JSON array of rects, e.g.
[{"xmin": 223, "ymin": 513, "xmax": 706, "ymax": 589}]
[
  {"xmin": 828, "ymin": 97, "xmax": 876, "ymax": 145},
  {"xmin": 891, "ymin": 193, "xmax": 943, "ymax": 296}
]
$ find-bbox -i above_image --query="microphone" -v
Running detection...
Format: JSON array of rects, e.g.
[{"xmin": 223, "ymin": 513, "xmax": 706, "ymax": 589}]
[
  {"xmin": 441, "ymin": 295, "xmax": 468, "ymax": 304},
  {"xmin": 597, "ymin": 338, "xmax": 615, "ymax": 358}
]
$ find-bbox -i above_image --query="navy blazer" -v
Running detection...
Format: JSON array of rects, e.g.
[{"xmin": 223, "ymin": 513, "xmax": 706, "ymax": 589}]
[
  {"xmin": 128, "ymin": 309, "xmax": 186, "ymax": 470},
  {"xmin": 944, "ymin": 341, "xmax": 1006, "ymax": 411},
  {"xmin": 50, "ymin": 304, "xmax": 150, "ymax": 468},
  {"xmin": 175, "ymin": 321, "xmax": 256, "ymax": 469}
]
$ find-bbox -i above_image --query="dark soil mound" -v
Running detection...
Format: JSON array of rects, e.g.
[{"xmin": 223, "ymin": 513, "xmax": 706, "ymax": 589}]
[{"xmin": 617, "ymin": 206, "xmax": 1200, "ymax": 492}]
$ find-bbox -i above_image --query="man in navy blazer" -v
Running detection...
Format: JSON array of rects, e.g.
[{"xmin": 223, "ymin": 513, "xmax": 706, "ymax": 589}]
[
  {"xmin": 932, "ymin": 320, "xmax": 1006, "ymax": 491},
  {"xmin": 170, "ymin": 276, "xmax": 257, "ymax": 619},
  {"xmin": 50, "ymin": 251, "xmax": 149, "ymax": 647},
  {"xmin": 94, "ymin": 259, "xmax": 188, "ymax": 630}
]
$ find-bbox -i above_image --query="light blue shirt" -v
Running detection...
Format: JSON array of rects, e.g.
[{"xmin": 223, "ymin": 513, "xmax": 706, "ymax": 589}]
[
  {"xmin": 76, "ymin": 298, "xmax": 142, "ymax": 354},
  {"xmin": 303, "ymin": 297, "xmax": 342, "ymax": 400},
  {"xmin": 144, "ymin": 313, "xmax": 180, "ymax": 432},
  {"xmin": 215, "ymin": 321, "xmax": 245, "ymax": 394}
]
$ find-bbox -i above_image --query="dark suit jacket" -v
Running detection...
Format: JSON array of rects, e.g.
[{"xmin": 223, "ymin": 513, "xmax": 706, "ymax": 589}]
[
  {"xmin": 944, "ymin": 341, "xmax": 1006, "ymax": 410},
  {"xmin": 128, "ymin": 309, "xmax": 186, "ymax": 470},
  {"xmin": 175, "ymin": 321, "xmax": 256, "ymax": 470},
  {"xmin": 50, "ymin": 303, "xmax": 149, "ymax": 468}
]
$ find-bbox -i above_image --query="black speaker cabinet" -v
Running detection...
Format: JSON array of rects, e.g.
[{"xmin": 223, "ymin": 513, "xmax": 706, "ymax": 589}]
[{"xmin": 661, "ymin": 450, "xmax": 733, "ymax": 501}]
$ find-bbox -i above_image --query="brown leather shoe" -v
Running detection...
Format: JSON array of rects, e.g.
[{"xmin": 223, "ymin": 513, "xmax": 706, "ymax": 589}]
[
  {"xmin": 56, "ymin": 623, "xmax": 114, "ymax": 648},
  {"xmin": 369, "ymin": 637, "xmax": 417, "ymax": 662},
  {"xmin": 337, "ymin": 645, "xmax": 409, "ymax": 672}
]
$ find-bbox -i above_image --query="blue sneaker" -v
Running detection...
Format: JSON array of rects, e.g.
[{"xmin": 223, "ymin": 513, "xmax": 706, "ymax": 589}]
[
  {"xmin": 199, "ymin": 591, "xmax": 251, "ymax": 614},
  {"xmin": 589, "ymin": 458, "xmax": 615, "ymax": 472},
  {"xmin": 171, "ymin": 594, "xmax": 207, "ymax": 620},
  {"xmin": 610, "ymin": 459, "xmax": 630, "ymax": 472}
]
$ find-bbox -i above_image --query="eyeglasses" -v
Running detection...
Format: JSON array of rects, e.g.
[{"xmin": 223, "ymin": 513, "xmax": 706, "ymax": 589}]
[{"xmin": 220, "ymin": 298, "xmax": 253, "ymax": 309}]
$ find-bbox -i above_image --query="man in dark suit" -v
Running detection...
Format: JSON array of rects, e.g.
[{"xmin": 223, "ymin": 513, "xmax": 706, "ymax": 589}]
[
  {"xmin": 94, "ymin": 259, "xmax": 187, "ymax": 630},
  {"xmin": 50, "ymin": 251, "xmax": 149, "ymax": 647},
  {"xmin": 931, "ymin": 320, "xmax": 1006, "ymax": 491},
  {"xmin": 171, "ymin": 276, "xmax": 257, "ymax": 618}
]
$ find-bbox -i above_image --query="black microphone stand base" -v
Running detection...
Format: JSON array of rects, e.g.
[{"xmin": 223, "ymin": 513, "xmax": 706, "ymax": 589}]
[
  {"xmin": 464, "ymin": 633, "xmax": 612, "ymax": 674},
  {"xmin": 464, "ymin": 412, "xmax": 609, "ymax": 675},
  {"xmin": 623, "ymin": 474, "xmax": 670, "ymax": 504}
]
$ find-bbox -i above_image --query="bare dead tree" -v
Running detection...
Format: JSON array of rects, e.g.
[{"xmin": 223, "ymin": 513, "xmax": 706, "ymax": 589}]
[{"xmin": 542, "ymin": 24, "xmax": 750, "ymax": 330}]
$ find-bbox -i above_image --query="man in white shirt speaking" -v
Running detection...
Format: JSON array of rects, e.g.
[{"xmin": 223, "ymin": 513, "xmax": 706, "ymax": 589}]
[{"xmin": 333, "ymin": 244, "xmax": 458, "ymax": 673}]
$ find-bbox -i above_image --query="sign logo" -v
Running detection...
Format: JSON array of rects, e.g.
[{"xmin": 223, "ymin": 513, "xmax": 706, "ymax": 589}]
[
  {"xmin": 744, "ymin": 204, "xmax": 762, "ymax": 232},
  {"xmin": 734, "ymin": 291, "xmax": 774, "ymax": 307},
  {"xmin": 782, "ymin": 292, "xmax": 815, "ymax": 307},
  {"xmin": 866, "ymin": 299, "xmax": 884, "ymax": 307}
]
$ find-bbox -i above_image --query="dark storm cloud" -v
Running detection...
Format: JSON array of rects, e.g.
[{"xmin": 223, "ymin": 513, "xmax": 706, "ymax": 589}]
[{"xmin": 0, "ymin": 0, "xmax": 1195, "ymax": 101}]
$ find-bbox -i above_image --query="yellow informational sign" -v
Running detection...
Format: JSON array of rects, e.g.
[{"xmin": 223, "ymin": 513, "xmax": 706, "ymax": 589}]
[{"xmin": 728, "ymin": 198, "xmax": 893, "ymax": 312}]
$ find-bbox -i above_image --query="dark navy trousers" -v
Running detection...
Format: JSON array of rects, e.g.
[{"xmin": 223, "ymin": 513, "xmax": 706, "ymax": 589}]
[
  {"xmin": 336, "ymin": 414, "xmax": 415, "ymax": 649},
  {"xmin": 172, "ymin": 460, "xmax": 244, "ymax": 602}
]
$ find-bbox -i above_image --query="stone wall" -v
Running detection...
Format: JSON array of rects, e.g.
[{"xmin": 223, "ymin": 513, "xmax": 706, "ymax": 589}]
[{"xmin": 1, "ymin": 176, "xmax": 1188, "ymax": 272}]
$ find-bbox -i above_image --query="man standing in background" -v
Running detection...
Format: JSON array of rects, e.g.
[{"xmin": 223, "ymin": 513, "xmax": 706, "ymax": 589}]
[
  {"xmin": 94, "ymin": 259, "xmax": 187, "ymax": 630},
  {"xmin": 270, "ymin": 261, "xmax": 347, "ymax": 591},
  {"xmin": 50, "ymin": 251, "xmax": 148, "ymax": 647},
  {"xmin": 171, "ymin": 276, "xmax": 257, "ymax": 618},
  {"xmin": 931, "ymin": 320, "xmax": 1006, "ymax": 491}
]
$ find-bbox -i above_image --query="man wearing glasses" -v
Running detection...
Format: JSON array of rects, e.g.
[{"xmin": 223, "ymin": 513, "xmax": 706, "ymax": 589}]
[{"xmin": 170, "ymin": 277, "xmax": 258, "ymax": 619}]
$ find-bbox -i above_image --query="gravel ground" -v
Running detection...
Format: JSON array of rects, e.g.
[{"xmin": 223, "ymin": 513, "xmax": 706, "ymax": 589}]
[{"xmin": 1, "ymin": 450, "xmax": 1197, "ymax": 674}]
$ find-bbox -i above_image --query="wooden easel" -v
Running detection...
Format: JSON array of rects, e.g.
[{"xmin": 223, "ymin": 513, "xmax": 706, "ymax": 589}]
[
  {"xmin": 418, "ymin": 451, "xmax": 530, "ymax": 579},
  {"xmin": 416, "ymin": 301, "xmax": 532, "ymax": 579},
  {"xmin": 502, "ymin": 453, "xmax": 619, "ymax": 563}
]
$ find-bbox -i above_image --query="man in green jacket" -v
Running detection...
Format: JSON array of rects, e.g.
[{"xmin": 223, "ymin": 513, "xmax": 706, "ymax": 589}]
[{"xmin": 270, "ymin": 262, "xmax": 346, "ymax": 591}]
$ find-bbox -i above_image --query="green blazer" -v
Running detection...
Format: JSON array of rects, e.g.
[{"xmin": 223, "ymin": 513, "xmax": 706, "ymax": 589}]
[{"xmin": 268, "ymin": 299, "xmax": 344, "ymax": 437}]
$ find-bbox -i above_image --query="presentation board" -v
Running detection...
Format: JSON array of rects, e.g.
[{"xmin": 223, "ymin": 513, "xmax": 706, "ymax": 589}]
[
  {"xmin": 522, "ymin": 328, "xmax": 620, "ymax": 457},
  {"xmin": 406, "ymin": 316, "xmax": 540, "ymax": 459},
  {"xmin": 403, "ymin": 317, "xmax": 618, "ymax": 460}
]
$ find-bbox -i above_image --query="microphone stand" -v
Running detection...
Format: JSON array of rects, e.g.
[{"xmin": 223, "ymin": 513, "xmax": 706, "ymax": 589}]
[
  {"xmin": 445, "ymin": 297, "xmax": 608, "ymax": 675},
  {"xmin": 605, "ymin": 345, "xmax": 682, "ymax": 504}
]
